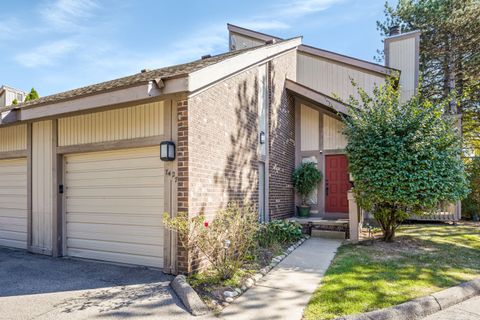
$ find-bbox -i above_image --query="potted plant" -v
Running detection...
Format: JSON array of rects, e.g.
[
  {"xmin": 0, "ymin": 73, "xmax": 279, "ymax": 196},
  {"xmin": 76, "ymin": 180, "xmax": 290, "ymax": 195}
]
[{"xmin": 292, "ymin": 162, "xmax": 322, "ymax": 217}]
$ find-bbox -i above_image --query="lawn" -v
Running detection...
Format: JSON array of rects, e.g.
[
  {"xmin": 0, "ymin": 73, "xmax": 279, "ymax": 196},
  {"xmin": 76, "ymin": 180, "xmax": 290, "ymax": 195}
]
[{"xmin": 304, "ymin": 223, "xmax": 480, "ymax": 320}]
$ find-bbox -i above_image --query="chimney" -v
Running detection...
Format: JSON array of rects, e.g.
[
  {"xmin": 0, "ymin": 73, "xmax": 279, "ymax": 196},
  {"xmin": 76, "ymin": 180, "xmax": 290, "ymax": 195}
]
[
  {"xmin": 389, "ymin": 25, "xmax": 401, "ymax": 36},
  {"xmin": 384, "ymin": 29, "xmax": 421, "ymax": 103}
]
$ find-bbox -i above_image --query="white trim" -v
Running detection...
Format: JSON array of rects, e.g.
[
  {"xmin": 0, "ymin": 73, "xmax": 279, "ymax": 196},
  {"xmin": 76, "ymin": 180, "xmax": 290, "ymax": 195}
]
[{"xmin": 187, "ymin": 38, "xmax": 302, "ymax": 93}]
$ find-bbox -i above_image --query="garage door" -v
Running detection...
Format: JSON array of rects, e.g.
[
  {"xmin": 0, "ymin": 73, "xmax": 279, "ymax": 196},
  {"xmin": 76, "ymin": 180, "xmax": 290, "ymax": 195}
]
[
  {"xmin": 65, "ymin": 146, "xmax": 165, "ymax": 268},
  {"xmin": 0, "ymin": 158, "xmax": 27, "ymax": 249}
]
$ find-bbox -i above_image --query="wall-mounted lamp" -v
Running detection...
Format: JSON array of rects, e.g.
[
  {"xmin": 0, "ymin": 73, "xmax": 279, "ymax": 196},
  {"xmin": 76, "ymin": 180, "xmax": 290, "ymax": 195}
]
[
  {"xmin": 259, "ymin": 131, "xmax": 266, "ymax": 144},
  {"xmin": 160, "ymin": 141, "xmax": 176, "ymax": 161}
]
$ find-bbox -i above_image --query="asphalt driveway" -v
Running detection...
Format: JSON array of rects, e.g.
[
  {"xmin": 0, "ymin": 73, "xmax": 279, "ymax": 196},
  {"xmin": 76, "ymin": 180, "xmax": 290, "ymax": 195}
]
[{"xmin": 0, "ymin": 247, "xmax": 207, "ymax": 320}]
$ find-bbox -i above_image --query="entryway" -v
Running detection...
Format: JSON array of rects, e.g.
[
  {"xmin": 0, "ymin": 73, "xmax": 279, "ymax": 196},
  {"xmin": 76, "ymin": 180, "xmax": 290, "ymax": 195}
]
[{"xmin": 325, "ymin": 154, "xmax": 349, "ymax": 214}]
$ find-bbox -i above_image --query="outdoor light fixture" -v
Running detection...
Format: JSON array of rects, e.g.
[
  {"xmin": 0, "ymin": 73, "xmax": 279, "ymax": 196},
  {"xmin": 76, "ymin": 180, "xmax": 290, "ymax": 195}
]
[
  {"xmin": 259, "ymin": 131, "xmax": 266, "ymax": 144},
  {"xmin": 160, "ymin": 141, "xmax": 176, "ymax": 161}
]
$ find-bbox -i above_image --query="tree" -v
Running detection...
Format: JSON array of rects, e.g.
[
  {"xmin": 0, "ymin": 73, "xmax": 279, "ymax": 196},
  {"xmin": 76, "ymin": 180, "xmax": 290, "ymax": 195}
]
[
  {"xmin": 377, "ymin": 0, "xmax": 480, "ymax": 155},
  {"xmin": 343, "ymin": 79, "xmax": 469, "ymax": 241},
  {"xmin": 24, "ymin": 88, "xmax": 39, "ymax": 102},
  {"xmin": 11, "ymin": 99, "xmax": 18, "ymax": 105}
]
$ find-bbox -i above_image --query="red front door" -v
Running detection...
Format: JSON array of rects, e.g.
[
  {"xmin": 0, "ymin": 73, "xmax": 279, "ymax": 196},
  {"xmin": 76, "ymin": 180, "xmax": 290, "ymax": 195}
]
[{"xmin": 325, "ymin": 155, "xmax": 349, "ymax": 213}]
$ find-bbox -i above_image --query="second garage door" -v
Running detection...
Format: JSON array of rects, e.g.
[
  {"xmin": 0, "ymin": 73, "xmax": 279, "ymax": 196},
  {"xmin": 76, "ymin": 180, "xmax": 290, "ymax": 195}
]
[
  {"xmin": 0, "ymin": 158, "xmax": 27, "ymax": 249},
  {"xmin": 64, "ymin": 146, "xmax": 165, "ymax": 268}
]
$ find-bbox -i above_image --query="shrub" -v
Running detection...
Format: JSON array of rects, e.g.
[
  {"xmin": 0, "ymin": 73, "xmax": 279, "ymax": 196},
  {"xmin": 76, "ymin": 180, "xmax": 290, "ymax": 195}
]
[
  {"xmin": 257, "ymin": 220, "xmax": 303, "ymax": 248},
  {"xmin": 462, "ymin": 157, "xmax": 480, "ymax": 220},
  {"xmin": 343, "ymin": 78, "xmax": 469, "ymax": 241},
  {"xmin": 292, "ymin": 162, "xmax": 322, "ymax": 205},
  {"xmin": 163, "ymin": 202, "xmax": 258, "ymax": 280}
]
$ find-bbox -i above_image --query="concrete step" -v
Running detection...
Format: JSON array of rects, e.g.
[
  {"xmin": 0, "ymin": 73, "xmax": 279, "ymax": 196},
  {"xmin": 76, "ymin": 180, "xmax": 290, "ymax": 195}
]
[{"xmin": 311, "ymin": 229, "xmax": 346, "ymax": 240}]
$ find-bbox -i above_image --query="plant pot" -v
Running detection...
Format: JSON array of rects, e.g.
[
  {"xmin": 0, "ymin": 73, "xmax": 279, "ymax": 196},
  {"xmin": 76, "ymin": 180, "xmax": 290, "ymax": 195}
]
[{"xmin": 297, "ymin": 205, "xmax": 311, "ymax": 217}]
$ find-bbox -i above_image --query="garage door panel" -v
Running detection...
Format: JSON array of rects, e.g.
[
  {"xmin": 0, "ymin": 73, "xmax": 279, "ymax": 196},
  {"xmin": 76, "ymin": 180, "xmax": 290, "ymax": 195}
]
[
  {"xmin": 67, "ymin": 248, "xmax": 163, "ymax": 268},
  {"xmin": 67, "ymin": 228, "xmax": 163, "ymax": 246},
  {"xmin": 67, "ymin": 213, "xmax": 163, "ymax": 226},
  {"xmin": 66, "ymin": 186, "xmax": 164, "ymax": 198},
  {"xmin": 65, "ymin": 147, "xmax": 165, "ymax": 268},
  {"xmin": 0, "ymin": 158, "xmax": 27, "ymax": 249},
  {"xmin": 66, "ymin": 157, "xmax": 162, "ymax": 172},
  {"xmin": 0, "ymin": 230, "xmax": 27, "ymax": 242},
  {"xmin": 65, "ymin": 175, "xmax": 164, "ymax": 188},
  {"xmin": 67, "ymin": 238, "xmax": 163, "ymax": 257},
  {"xmin": 66, "ymin": 168, "xmax": 163, "ymax": 181}
]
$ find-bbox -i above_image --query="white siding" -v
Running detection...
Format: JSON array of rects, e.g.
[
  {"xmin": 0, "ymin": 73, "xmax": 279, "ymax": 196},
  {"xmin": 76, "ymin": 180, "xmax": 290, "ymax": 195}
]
[
  {"xmin": 0, "ymin": 158, "xmax": 27, "ymax": 249},
  {"xmin": 301, "ymin": 104, "xmax": 319, "ymax": 151},
  {"xmin": 230, "ymin": 32, "xmax": 265, "ymax": 51},
  {"xmin": 32, "ymin": 120, "xmax": 53, "ymax": 252},
  {"xmin": 388, "ymin": 37, "xmax": 417, "ymax": 102},
  {"xmin": 58, "ymin": 101, "xmax": 164, "ymax": 147},
  {"xmin": 0, "ymin": 124, "xmax": 27, "ymax": 152},
  {"xmin": 65, "ymin": 146, "xmax": 165, "ymax": 268},
  {"xmin": 297, "ymin": 52, "xmax": 385, "ymax": 102},
  {"xmin": 324, "ymin": 115, "xmax": 347, "ymax": 150}
]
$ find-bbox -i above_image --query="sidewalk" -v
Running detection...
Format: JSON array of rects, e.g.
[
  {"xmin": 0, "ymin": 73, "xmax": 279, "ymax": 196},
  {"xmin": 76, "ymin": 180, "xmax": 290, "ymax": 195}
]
[
  {"xmin": 422, "ymin": 295, "xmax": 480, "ymax": 320},
  {"xmin": 219, "ymin": 237, "xmax": 342, "ymax": 320}
]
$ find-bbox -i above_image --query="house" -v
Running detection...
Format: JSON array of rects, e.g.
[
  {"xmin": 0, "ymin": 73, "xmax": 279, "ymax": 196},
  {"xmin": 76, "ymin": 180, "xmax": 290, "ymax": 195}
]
[
  {"xmin": 0, "ymin": 24, "xmax": 424, "ymax": 274},
  {"xmin": 0, "ymin": 85, "xmax": 26, "ymax": 108}
]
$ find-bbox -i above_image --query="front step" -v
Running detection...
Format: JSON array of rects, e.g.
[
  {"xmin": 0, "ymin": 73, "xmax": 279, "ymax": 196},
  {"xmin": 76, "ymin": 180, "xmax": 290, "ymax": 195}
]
[{"xmin": 311, "ymin": 229, "xmax": 346, "ymax": 239}]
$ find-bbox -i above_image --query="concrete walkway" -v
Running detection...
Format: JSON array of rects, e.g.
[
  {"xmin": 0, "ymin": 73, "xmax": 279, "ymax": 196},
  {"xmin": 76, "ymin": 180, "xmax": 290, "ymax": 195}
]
[
  {"xmin": 219, "ymin": 238, "xmax": 342, "ymax": 320},
  {"xmin": 422, "ymin": 296, "xmax": 480, "ymax": 320}
]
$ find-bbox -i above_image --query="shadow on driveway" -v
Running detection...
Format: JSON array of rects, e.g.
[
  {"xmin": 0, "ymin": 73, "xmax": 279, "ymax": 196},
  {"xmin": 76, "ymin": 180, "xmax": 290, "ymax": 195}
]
[{"xmin": 0, "ymin": 247, "xmax": 200, "ymax": 319}]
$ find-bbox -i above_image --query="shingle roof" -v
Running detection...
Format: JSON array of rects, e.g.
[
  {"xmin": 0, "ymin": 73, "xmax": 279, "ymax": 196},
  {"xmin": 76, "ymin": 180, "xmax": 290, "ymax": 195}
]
[{"xmin": 4, "ymin": 46, "xmax": 261, "ymax": 111}]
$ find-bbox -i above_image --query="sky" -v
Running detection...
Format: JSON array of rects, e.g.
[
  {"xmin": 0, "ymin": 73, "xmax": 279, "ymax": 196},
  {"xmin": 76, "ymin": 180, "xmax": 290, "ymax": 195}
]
[{"xmin": 0, "ymin": 0, "xmax": 396, "ymax": 97}]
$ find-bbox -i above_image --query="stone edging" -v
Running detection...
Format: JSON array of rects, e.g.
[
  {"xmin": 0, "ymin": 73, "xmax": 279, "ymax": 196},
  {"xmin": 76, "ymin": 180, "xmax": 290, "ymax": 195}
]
[
  {"xmin": 171, "ymin": 235, "xmax": 310, "ymax": 315},
  {"xmin": 336, "ymin": 278, "xmax": 480, "ymax": 320}
]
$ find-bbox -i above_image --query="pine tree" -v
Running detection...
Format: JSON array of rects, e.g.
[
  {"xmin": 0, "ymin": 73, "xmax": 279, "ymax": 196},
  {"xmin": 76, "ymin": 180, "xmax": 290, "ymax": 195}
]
[{"xmin": 377, "ymin": 0, "xmax": 480, "ymax": 154}]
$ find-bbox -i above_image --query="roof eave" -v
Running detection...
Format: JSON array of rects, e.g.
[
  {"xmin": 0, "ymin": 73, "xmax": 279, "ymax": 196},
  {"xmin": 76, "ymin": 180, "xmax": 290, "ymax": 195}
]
[{"xmin": 285, "ymin": 79, "xmax": 350, "ymax": 115}]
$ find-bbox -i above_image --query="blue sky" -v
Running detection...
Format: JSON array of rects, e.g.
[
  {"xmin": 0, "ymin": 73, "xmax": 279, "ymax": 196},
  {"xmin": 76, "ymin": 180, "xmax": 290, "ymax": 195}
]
[{"xmin": 0, "ymin": 0, "xmax": 395, "ymax": 97}]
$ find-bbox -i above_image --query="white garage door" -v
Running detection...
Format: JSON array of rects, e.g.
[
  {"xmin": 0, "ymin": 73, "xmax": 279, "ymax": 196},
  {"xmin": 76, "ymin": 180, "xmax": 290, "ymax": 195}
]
[
  {"xmin": 0, "ymin": 158, "xmax": 27, "ymax": 249},
  {"xmin": 65, "ymin": 146, "xmax": 165, "ymax": 268}
]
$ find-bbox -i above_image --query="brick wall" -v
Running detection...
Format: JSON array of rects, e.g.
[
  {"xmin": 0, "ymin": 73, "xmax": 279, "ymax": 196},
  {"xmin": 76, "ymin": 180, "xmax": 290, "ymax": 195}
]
[
  {"xmin": 268, "ymin": 51, "xmax": 297, "ymax": 219},
  {"xmin": 176, "ymin": 50, "xmax": 297, "ymax": 273},
  {"xmin": 176, "ymin": 99, "xmax": 190, "ymax": 273}
]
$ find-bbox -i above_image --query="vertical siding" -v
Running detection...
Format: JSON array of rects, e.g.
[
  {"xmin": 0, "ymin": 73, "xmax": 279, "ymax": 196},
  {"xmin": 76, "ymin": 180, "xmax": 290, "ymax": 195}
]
[
  {"xmin": 300, "ymin": 104, "xmax": 319, "ymax": 151},
  {"xmin": 0, "ymin": 124, "xmax": 27, "ymax": 152},
  {"xmin": 230, "ymin": 32, "xmax": 265, "ymax": 50},
  {"xmin": 58, "ymin": 101, "xmax": 164, "ymax": 147},
  {"xmin": 388, "ymin": 37, "xmax": 416, "ymax": 102},
  {"xmin": 297, "ymin": 53, "xmax": 385, "ymax": 102},
  {"xmin": 324, "ymin": 115, "xmax": 347, "ymax": 150},
  {"xmin": 32, "ymin": 120, "xmax": 53, "ymax": 252}
]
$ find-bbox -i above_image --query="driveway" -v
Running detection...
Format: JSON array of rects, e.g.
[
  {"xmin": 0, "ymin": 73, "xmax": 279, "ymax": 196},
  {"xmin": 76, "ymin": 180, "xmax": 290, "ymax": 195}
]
[{"xmin": 0, "ymin": 247, "xmax": 208, "ymax": 320}]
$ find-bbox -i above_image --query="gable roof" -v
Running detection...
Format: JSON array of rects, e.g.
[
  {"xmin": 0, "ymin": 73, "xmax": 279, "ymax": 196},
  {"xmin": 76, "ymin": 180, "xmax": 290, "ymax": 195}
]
[
  {"xmin": 4, "ymin": 48, "xmax": 254, "ymax": 111},
  {"xmin": 1, "ymin": 37, "xmax": 301, "ymax": 123},
  {"xmin": 227, "ymin": 24, "xmax": 396, "ymax": 76}
]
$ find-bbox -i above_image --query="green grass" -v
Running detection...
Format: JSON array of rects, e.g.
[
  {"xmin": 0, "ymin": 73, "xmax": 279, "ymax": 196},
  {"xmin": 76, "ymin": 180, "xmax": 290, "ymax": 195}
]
[{"xmin": 304, "ymin": 223, "xmax": 480, "ymax": 320}]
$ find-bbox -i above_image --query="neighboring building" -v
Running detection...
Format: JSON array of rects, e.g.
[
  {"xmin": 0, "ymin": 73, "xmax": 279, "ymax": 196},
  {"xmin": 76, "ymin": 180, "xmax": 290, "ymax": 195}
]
[
  {"xmin": 0, "ymin": 85, "xmax": 26, "ymax": 108},
  {"xmin": 0, "ymin": 24, "xmax": 424, "ymax": 274}
]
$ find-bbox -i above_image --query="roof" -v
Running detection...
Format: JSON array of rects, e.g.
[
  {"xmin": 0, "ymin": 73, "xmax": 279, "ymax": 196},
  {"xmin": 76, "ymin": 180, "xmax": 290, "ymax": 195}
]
[
  {"xmin": 227, "ymin": 24, "xmax": 396, "ymax": 76},
  {"xmin": 285, "ymin": 79, "xmax": 349, "ymax": 115},
  {"xmin": 3, "ymin": 46, "xmax": 259, "ymax": 111}
]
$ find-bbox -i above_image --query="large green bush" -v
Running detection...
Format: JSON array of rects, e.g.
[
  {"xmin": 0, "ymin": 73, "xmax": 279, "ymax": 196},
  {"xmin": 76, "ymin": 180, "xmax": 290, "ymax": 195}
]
[{"xmin": 343, "ymin": 79, "xmax": 469, "ymax": 241}]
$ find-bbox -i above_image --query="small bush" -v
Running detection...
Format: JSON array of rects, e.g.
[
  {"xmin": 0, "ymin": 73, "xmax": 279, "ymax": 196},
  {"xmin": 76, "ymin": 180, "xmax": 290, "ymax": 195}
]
[
  {"xmin": 292, "ymin": 162, "xmax": 322, "ymax": 205},
  {"xmin": 257, "ymin": 220, "xmax": 303, "ymax": 248},
  {"xmin": 462, "ymin": 157, "xmax": 480, "ymax": 220},
  {"xmin": 163, "ymin": 202, "xmax": 258, "ymax": 280}
]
